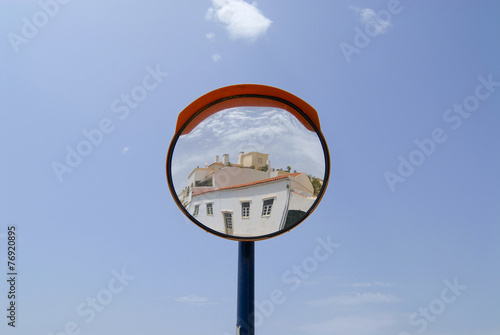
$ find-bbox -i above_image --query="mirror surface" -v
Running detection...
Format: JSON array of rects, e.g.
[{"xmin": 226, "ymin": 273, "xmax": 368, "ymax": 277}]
[{"xmin": 169, "ymin": 102, "xmax": 327, "ymax": 239}]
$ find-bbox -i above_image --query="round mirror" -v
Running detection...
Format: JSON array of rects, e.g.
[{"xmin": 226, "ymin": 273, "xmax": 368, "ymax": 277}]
[{"xmin": 166, "ymin": 85, "xmax": 330, "ymax": 241}]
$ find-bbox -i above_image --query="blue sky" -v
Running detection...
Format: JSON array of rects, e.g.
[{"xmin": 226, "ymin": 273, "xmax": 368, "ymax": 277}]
[{"xmin": 1, "ymin": 1, "xmax": 499, "ymax": 334}]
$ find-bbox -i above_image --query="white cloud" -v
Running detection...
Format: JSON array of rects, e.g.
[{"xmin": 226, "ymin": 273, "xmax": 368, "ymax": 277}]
[
  {"xmin": 175, "ymin": 294, "xmax": 218, "ymax": 306},
  {"xmin": 206, "ymin": 0, "xmax": 272, "ymax": 41},
  {"xmin": 212, "ymin": 53, "xmax": 222, "ymax": 62},
  {"xmin": 350, "ymin": 6, "xmax": 392, "ymax": 35},
  {"xmin": 374, "ymin": 281, "xmax": 392, "ymax": 287},
  {"xmin": 206, "ymin": 32, "xmax": 216, "ymax": 40},
  {"xmin": 121, "ymin": 147, "xmax": 129, "ymax": 154},
  {"xmin": 308, "ymin": 292, "xmax": 401, "ymax": 307},
  {"xmin": 339, "ymin": 281, "xmax": 392, "ymax": 288},
  {"xmin": 349, "ymin": 282, "xmax": 373, "ymax": 287},
  {"xmin": 300, "ymin": 315, "xmax": 398, "ymax": 335}
]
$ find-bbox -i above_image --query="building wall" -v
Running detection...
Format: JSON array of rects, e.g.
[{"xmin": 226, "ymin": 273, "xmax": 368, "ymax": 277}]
[
  {"xmin": 212, "ymin": 167, "xmax": 269, "ymax": 188},
  {"xmin": 288, "ymin": 191, "xmax": 316, "ymax": 213},
  {"xmin": 182, "ymin": 165, "xmax": 317, "ymax": 237},
  {"xmin": 187, "ymin": 168, "xmax": 215, "ymax": 189},
  {"xmin": 189, "ymin": 178, "xmax": 290, "ymax": 237},
  {"xmin": 242, "ymin": 152, "xmax": 269, "ymax": 170},
  {"xmin": 290, "ymin": 173, "xmax": 314, "ymax": 195}
]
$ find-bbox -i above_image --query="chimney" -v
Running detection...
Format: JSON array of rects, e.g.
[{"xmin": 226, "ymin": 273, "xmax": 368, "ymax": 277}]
[
  {"xmin": 215, "ymin": 155, "xmax": 219, "ymax": 163},
  {"xmin": 238, "ymin": 151, "xmax": 244, "ymax": 165},
  {"xmin": 223, "ymin": 154, "xmax": 229, "ymax": 166},
  {"xmin": 205, "ymin": 161, "xmax": 208, "ymax": 168}
]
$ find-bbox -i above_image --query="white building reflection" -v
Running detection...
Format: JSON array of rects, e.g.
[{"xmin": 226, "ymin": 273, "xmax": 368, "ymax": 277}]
[{"xmin": 179, "ymin": 152, "xmax": 317, "ymax": 237}]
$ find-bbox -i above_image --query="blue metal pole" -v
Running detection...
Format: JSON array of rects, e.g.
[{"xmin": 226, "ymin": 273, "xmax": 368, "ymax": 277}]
[{"xmin": 237, "ymin": 241, "xmax": 255, "ymax": 335}]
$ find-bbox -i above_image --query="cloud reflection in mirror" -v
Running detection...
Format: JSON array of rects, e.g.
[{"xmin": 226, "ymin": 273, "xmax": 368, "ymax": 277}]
[{"xmin": 170, "ymin": 106, "xmax": 325, "ymax": 238}]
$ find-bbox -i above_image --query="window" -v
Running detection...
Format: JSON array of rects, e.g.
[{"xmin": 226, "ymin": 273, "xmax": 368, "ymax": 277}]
[
  {"xmin": 262, "ymin": 199, "xmax": 274, "ymax": 216},
  {"xmin": 206, "ymin": 203, "xmax": 214, "ymax": 215},
  {"xmin": 258, "ymin": 158, "xmax": 263, "ymax": 164},
  {"xmin": 193, "ymin": 204, "xmax": 199, "ymax": 216},
  {"xmin": 241, "ymin": 202, "xmax": 250, "ymax": 218}
]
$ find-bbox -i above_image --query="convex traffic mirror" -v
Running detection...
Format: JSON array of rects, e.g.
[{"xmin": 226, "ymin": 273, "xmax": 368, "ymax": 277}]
[{"xmin": 166, "ymin": 85, "xmax": 330, "ymax": 241}]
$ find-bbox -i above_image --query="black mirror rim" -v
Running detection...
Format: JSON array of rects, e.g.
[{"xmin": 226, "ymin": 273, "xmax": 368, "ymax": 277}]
[{"xmin": 166, "ymin": 88, "xmax": 330, "ymax": 241}]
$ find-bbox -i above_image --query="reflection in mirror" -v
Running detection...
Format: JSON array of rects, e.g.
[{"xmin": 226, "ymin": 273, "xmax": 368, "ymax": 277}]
[{"xmin": 171, "ymin": 106, "xmax": 325, "ymax": 238}]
